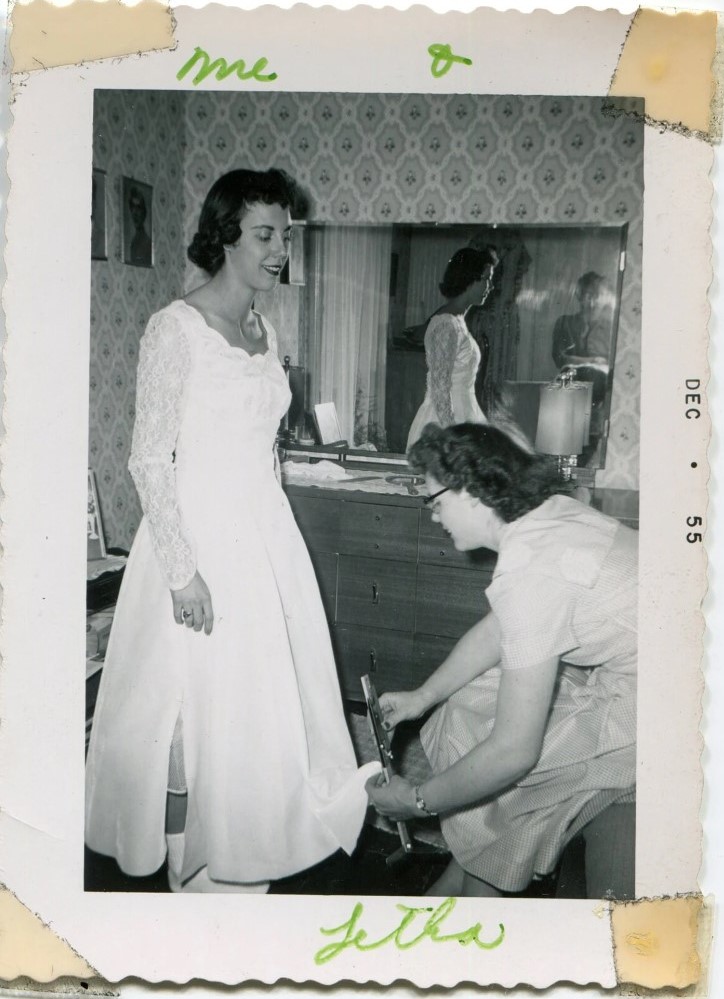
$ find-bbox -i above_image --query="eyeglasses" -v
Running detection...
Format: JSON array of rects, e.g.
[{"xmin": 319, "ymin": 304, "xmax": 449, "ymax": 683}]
[{"xmin": 423, "ymin": 486, "xmax": 450, "ymax": 510}]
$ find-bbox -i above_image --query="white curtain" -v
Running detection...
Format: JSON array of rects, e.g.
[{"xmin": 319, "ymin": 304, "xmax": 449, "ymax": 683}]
[{"xmin": 308, "ymin": 227, "xmax": 392, "ymax": 447}]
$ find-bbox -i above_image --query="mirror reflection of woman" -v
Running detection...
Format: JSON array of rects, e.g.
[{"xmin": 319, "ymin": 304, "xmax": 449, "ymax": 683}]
[
  {"xmin": 367, "ymin": 423, "xmax": 637, "ymax": 900},
  {"xmin": 406, "ymin": 248, "xmax": 497, "ymax": 450},
  {"xmin": 552, "ymin": 271, "xmax": 612, "ymax": 435},
  {"xmin": 86, "ymin": 169, "xmax": 373, "ymax": 894}
]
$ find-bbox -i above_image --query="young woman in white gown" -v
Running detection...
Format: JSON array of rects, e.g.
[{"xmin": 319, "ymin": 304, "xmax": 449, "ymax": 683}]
[
  {"xmin": 85, "ymin": 169, "xmax": 375, "ymax": 892},
  {"xmin": 406, "ymin": 247, "xmax": 497, "ymax": 450}
]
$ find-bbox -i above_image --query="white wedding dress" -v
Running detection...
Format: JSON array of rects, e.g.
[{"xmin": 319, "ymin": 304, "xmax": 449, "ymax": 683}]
[
  {"xmin": 85, "ymin": 300, "xmax": 373, "ymax": 885},
  {"xmin": 406, "ymin": 313, "xmax": 487, "ymax": 450}
]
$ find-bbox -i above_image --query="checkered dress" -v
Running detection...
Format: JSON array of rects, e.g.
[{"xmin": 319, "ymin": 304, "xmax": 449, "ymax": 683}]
[{"xmin": 420, "ymin": 496, "xmax": 637, "ymax": 892}]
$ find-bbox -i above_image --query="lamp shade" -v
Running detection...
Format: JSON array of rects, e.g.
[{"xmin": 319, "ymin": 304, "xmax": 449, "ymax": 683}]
[{"xmin": 535, "ymin": 381, "xmax": 591, "ymax": 456}]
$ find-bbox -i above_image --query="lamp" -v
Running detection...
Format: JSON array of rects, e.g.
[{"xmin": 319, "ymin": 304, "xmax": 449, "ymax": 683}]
[{"xmin": 535, "ymin": 369, "xmax": 592, "ymax": 480}]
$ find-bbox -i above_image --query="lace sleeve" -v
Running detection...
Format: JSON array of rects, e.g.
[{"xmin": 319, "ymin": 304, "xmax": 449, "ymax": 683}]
[
  {"xmin": 128, "ymin": 310, "xmax": 197, "ymax": 590},
  {"xmin": 425, "ymin": 317, "xmax": 459, "ymax": 426}
]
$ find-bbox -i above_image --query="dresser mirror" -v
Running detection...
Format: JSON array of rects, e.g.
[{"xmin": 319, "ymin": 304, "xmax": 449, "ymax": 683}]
[{"xmin": 289, "ymin": 222, "xmax": 628, "ymax": 470}]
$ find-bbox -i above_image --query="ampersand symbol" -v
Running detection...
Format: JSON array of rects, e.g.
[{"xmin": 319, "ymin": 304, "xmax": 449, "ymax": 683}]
[{"xmin": 428, "ymin": 43, "xmax": 473, "ymax": 79}]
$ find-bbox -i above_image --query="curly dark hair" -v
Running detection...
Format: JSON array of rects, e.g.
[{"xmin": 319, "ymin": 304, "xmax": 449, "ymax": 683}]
[
  {"xmin": 408, "ymin": 422, "xmax": 565, "ymax": 523},
  {"xmin": 187, "ymin": 168, "xmax": 308, "ymax": 276},
  {"xmin": 439, "ymin": 247, "xmax": 497, "ymax": 298}
]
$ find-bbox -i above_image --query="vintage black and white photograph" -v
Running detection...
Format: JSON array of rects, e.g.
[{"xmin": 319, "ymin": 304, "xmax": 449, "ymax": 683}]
[
  {"xmin": 3, "ymin": 1, "xmax": 713, "ymax": 987},
  {"xmin": 121, "ymin": 175, "xmax": 154, "ymax": 268},
  {"xmin": 85, "ymin": 90, "xmax": 642, "ymax": 901}
]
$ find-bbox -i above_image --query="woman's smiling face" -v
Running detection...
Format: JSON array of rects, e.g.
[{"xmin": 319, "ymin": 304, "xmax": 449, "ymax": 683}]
[{"xmin": 227, "ymin": 201, "xmax": 292, "ymax": 292}]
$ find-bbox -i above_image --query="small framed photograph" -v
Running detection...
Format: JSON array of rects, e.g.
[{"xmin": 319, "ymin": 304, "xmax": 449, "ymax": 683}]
[
  {"xmin": 87, "ymin": 469, "xmax": 106, "ymax": 561},
  {"xmin": 313, "ymin": 401, "xmax": 345, "ymax": 445},
  {"xmin": 121, "ymin": 175, "xmax": 153, "ymax": 268},
  {"xmin": 90, "ymin": 168, "xmax": 107, "ymax": 261}
]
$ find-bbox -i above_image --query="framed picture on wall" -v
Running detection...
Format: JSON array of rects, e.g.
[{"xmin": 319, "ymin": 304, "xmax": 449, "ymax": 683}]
[
  {"xmin": 121, "ymin": 175, "xmax": 153, "ymax": 268},
  {"xmin": 87, "ymin": 469, "xmax": 106, "ymax": 561},
  {"xmin": 90, "ymin": 168, "xmax": 107, "ymax": 261}
]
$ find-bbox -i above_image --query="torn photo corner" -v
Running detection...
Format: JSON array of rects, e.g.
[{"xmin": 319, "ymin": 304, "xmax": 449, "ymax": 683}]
[{"xmin": 0, "ymin": 0, "xmax": 714, "ymax": 991}]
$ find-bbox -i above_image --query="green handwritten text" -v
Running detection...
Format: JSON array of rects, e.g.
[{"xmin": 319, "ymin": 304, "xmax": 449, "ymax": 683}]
[
  {"xmin": 177, "ymin": 47, "xmax": 277, "ymax": 86},
  {"xmin": 315, "ymin": 897, "xmax": 505, "ymax": 965},
  {"xmin": 428, "ymin": 43, "xmax": 473, "ymax": 79}
]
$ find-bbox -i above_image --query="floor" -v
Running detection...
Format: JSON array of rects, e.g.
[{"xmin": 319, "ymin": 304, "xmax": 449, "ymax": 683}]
[
  {"xmin": 84, "ymin": 709, "xmax": 455, "ymax": 894},
  {"xmin": 83, "ymin": 705, "xmax": 577, "ymax": 897},
  {"xmin": 84, "ymin": 821, "xmax": 451, "ymax": 895}
]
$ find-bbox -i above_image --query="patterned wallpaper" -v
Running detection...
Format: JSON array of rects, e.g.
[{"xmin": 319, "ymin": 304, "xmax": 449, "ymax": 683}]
[
  {"xmin": 183, "ymin": 93, "xmax": 643, "ymax": 489},
  {"xmin": 90, "ymin": 91, "xmax": 643, "ymax": 548},
  {"xmin": 89, "ymin": 90, "xmax": 187, "ymax": 549}
]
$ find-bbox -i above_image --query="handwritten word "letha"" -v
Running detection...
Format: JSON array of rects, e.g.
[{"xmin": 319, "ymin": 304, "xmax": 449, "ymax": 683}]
[
  {"xmin": 428, "ymin": 43, "xmax": 472, "ymax": 78},
  {"xmin": 177, "ymin": 47, "xmax": 277, "ymax": 86},
  {"xmin": 315, "ymin": 896, "xmax": 505, "ymax": 965}
]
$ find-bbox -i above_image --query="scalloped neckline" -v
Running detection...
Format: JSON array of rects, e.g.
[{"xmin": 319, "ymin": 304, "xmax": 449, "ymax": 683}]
[{"xmin": 178, "ymin": 300, "xmax": 270, "ymax": 359}]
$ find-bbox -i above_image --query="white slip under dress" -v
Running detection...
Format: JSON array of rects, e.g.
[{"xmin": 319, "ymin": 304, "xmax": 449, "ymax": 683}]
[
  {"xmin": 85, "ymin": 300, "xmax": 374, "ymax": 885},
  {"xmin": 421, "ymin": 495, "xmax": 637, "ymax": 893}
]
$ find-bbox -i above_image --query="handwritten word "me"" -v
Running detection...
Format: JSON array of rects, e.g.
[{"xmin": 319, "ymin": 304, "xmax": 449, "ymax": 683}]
[
  {"xmin": 315, "ymin": 896, "xmax": 505, "ymax": 965},
  {"xmin": 177, "ymin": 47, "xmax": 277, "ymax": 86}
]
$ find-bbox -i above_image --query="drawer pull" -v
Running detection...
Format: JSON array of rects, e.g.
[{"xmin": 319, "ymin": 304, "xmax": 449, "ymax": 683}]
[
  {"xmin": 369, "ymin": 649, "xmax": 378, "ymax": 672},
  {"xmin": 371, "ymin": 581, "xmax": 380, "ymax": 604},
  {"xmin": 440, "ymin": 550, "xmax": 446, "ymax": 557}
]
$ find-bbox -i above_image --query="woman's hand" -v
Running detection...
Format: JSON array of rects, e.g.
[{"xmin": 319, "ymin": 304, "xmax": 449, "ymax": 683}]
[
  {"xmin": 171, "ymin": 571, "xmax": 214, "ymax": 635},
  {"xmin": 378, "ymin": 689, "xmax": 429, "ymax": 739},
  {"xmin": 365, "ymin": 773, "xmax": 419, "ymax": 822}
]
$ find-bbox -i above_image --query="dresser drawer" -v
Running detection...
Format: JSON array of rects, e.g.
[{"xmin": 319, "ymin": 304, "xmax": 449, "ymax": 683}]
[
  {"xmin": 333, "ymin": 624, "xmax": 416, "ymax": 699},
  {"xmin": 337, "ymin": 556, "xmax": 416, "ymax": 631},
  {"xmin": 412, "ymin": 632, "xmax": 457, "ymax": 678},
  {"xmin": 308, "ymin": 550, "xmax": 337, "ymax": 622},
  {"xmin": 288, "ymin": 494, "xmax": 340, "ymax": 552},
  {"xmin": 418, "ymin": 510, "xmax": 497, "ymax": 570},
  {"xmin": 339, "ymin": 502, "xmax": 419, "ymax": 561},
  {"xmin": 415, "ymin": 563, "xmax": 492, "ymax": 638}
]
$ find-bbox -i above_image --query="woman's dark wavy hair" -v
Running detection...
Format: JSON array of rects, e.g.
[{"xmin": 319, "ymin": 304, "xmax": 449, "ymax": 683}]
[
  {"xmin": 439, "ymin": 247, "xmax": 497, "ymax": 299},
  {"xmin": 408, "ymin": 422, "xmax": 564, "ymax": 523},
  {"xmin": 187, "ymin": 168, "xmax": 308, "ymax": 276}
]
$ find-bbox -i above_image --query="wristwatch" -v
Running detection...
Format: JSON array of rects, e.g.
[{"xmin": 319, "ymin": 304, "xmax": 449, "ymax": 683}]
[{"xmin": 414, "ymin": 785, "xmax": 438, "ymax": 817}]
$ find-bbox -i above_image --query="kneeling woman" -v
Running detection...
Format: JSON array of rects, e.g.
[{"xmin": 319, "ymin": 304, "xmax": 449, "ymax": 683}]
[{"xmin": 366, "ymin": 423, "xmax": 637, "ymax": 898}]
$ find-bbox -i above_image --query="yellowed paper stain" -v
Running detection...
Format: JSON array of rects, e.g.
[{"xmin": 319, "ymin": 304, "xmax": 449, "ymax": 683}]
[
  {"xmin": 609, "ymin": 8, "xmax": 717, "ymax": 136},
  {"xmin": 611, "ymin": 895, "xmax": 703, "ymax": 989},
  {"xmin": 0, "ymin": 888, "xmax": 98, "ymax": 982},
  {"xmin": 9, "ymin": 0, "xmax": 174, "ymax": 74}
]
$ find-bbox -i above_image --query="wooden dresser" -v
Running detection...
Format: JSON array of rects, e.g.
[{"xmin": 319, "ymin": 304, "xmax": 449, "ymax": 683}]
[{"xmin": 285, "ymin": 484, "xmax": 496, "ymax": 701}]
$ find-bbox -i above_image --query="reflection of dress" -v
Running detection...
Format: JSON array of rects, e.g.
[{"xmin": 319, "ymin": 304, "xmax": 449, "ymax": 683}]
[
  {"xmin": 406, "ymin": 314, "xmax": 486, "ymax": 450},
  {"xmin": 421, "ymin": 496, "xmax": 637, "ymax": 892},
  {"xmin": 85, "ymin": 300, "xmax": 371, "ymax": 884}
]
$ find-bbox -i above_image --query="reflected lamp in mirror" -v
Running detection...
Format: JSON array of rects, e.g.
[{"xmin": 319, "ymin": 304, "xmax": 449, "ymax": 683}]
[{"xmin": 535, "ymin": 370, "xmax": 593, "ymax": 480}]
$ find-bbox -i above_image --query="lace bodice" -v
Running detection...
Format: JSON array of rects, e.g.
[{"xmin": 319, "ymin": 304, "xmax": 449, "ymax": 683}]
[
  {"xmin": 128, "ymin": 302, "xmax": 288, "ymax": 590},
  {"xmin": 424, "ymin": 313, "xmax": 481, "ymax": 426}
]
